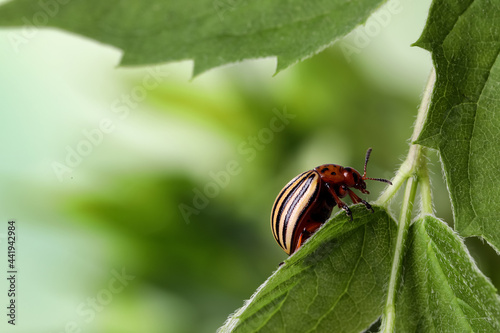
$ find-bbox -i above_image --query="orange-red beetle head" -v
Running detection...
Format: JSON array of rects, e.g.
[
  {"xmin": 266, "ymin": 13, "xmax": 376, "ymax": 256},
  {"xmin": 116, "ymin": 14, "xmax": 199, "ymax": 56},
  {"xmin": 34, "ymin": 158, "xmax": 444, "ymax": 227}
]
[{"xmin": 342, "ymin": 167, "xmax": 369, "ymax": 193}]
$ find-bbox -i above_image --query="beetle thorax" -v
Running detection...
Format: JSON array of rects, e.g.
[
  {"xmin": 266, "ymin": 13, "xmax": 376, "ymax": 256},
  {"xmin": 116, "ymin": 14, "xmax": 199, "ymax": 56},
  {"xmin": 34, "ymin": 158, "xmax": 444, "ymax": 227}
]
[{"xmin": 314, "ymin": 164, "xmax": 345, "ymax": 184}]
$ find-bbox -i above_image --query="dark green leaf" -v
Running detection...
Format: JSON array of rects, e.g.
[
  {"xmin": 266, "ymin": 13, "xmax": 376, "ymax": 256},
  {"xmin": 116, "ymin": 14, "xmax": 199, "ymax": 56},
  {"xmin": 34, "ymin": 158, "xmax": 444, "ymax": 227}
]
[
  {"xmin": 396, "ymin": 215, "xmax": 500, "ymax": 332},
  {"xmin": 0, "ymin": 0, "xmax": 386, "ymax": 76},
  {"xmin": 219, "ymin": 206, "xmax": 396, "ymax": 333},
  {"xmin": 414, "ymin": 0, "xmax": 500, "ymax": 251}
]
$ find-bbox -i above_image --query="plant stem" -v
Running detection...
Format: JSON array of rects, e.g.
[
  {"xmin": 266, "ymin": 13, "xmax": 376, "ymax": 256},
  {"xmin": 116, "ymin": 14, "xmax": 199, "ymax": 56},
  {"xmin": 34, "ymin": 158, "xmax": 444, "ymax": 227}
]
[
  {"xmin": 376, "ymin": 68, "xmax": 435, "ymax": 207},
  {"xmin": 380, "ymin": 174, "xmax": 418, "ymax": 333},
  {"xmin": 411, "ymin": 69, "xmax": 435, "ymax": 143},
  {"xmin": 378, "ymin": 68, "xmax": 435, "ymax": 333},
  {"xmin": 418, "ymin": 147, "xmax": 433, "ymax": 215}
]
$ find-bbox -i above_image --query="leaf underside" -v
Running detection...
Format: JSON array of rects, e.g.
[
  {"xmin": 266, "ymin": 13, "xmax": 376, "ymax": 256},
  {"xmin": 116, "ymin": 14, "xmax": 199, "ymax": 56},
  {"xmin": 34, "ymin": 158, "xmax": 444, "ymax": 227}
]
[
  {"xmin": 0, "ymin": 0, "xmax": 387, "ymax": 76},
  {"xmin": 219, "ymin": 206, "xmax": 397, "ymax": 333},
  {"xmin": 414, "ymin": 0, "xmax": 500, "ymax": 251},
  {"xmin": 396, "ymin": 215, "xmax": 500, "ymax": 332}
]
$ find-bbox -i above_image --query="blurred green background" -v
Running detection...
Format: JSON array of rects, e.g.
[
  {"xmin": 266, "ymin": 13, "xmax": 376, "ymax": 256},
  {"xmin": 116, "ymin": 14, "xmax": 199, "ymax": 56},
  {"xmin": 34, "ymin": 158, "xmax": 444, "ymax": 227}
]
[{"xmin": 1, "ymin": 0, "xmax": 499, "ymax": 332}]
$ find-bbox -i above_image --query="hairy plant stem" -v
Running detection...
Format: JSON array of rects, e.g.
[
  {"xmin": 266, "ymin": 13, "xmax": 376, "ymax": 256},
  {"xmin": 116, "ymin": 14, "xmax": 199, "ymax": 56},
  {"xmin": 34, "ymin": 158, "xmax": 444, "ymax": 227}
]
[
  {"xmin": 418, "ymin": 148, "xmax": 433, "ymax": 215},
  {"xmin": 376, "ymin": 68, "xmax": 435, "ymax": 208},
  {"xmin": 379, "ymin": 68, "xmax": 436, "ymax": 333},
  {"xmin": 381, "ymin": 173, "xmax": 418, "ymax": 333}
]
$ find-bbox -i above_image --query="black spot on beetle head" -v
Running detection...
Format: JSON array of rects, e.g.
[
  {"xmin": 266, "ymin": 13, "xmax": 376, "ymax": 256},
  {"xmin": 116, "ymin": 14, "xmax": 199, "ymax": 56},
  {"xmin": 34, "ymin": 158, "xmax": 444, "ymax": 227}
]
[{"xmin": 352, "ymin": 172, "xmax": 359, "ymax": 183}]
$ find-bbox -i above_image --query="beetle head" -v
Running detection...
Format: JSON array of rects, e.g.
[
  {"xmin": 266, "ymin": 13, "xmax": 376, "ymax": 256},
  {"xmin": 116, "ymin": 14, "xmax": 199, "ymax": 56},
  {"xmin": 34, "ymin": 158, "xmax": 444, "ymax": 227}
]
[{"xmin": 343, "ymin": 167, "xmax": 369, "ymax": 193}]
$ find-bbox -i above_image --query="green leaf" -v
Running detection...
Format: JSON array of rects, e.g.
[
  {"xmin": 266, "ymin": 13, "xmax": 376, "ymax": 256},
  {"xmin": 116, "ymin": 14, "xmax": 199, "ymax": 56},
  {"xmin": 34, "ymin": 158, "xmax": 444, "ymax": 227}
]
[
  {"xmin": 0, "ymin": 0, "xmax": 386, "ymax": 76},
  {"xmin": 396, "ymin": 215, "xmax": 500, "ymax": 332},
  {"xmin": 414, "ymin": 0, "xmax": 500, "ymax": 251},
  {"xmin": 218, "ymin": 206, "xmax": 397, "ymax": 333}
]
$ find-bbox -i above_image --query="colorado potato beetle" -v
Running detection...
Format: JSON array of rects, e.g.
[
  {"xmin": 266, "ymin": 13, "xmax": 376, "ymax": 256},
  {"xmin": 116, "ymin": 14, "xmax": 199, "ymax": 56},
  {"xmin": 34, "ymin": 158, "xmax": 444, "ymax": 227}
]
[{"xmin": 271, "ymin": 148, "xmax": 392, "ymax": 255}]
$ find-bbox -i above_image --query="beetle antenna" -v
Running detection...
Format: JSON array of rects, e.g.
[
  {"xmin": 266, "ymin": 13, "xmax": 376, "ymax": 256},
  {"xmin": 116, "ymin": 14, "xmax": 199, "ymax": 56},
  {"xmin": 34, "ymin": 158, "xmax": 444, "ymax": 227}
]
[
  {"xmin": 363, "ymin": 147, "xmax": 372, "ymax": 178},
  {"xmin": 364, "ymin": 177, "xmax": 393, "ymax": 185},
  {"xmin": 362, "ymin": 148, "xmax": 393, "ymax": 185}
]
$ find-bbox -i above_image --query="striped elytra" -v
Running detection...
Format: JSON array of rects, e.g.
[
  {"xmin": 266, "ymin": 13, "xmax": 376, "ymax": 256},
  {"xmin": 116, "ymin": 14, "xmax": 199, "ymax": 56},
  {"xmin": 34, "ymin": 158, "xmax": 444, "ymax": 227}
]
[
  {"xmin": 271, "ymin": 170, "xmax": 321, "ymax": 255},
  {"xmin": 270, "ymin": 148, "xmax": 392, "ymax": 255}
]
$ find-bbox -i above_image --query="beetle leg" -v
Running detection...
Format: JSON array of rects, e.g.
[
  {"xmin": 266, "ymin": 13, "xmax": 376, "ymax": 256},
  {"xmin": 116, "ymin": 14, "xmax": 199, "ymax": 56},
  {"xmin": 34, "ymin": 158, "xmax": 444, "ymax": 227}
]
[
  {"xmin": 294, "ymin": 228, "xmax": 306, "ymax": 252},
  {"xmin": 326, "ymin": 184, "xmax": 352, "ymax": 221},
  {"xmin": 342, "ymin": 204, "xmax": 353, "ymax": 221},
  {"xmin": 296, "ymin": 228, "xmax": 310, "ymax": 251},
  {"xmin": 347, "ymin": 188, "xmax": 374, "ymax": 213},
  {"xmin": 296, "ymin": 229, "xmax": 307, "ymax": 250},
  {"xmin": 296, "ymin": 222, "xmax": 322, "ymax": 251}
]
